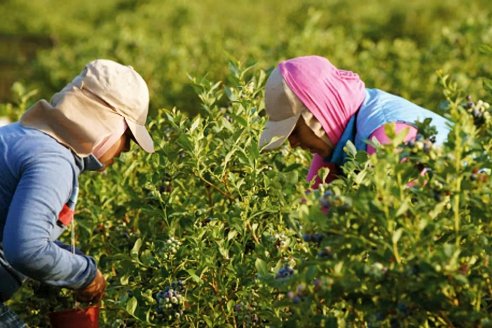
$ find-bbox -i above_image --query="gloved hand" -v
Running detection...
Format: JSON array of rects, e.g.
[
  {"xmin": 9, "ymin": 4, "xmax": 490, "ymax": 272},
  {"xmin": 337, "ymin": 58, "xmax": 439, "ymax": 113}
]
[{"xmin": 75, "ymin": 269, "xmax": 106, "ymax": 303}]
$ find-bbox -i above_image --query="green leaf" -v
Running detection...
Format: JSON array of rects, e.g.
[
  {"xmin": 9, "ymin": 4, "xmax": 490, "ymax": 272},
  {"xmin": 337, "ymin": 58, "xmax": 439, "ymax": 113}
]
[
  {"xmin": 396, "ymin": 201, "xmax": 409, "ymax": 217},
  {"xmin": 384, "ymin": 123, "xmax": 397, "ymax": 140},
  {"xmin": 479, "ymin": 44, "xmax": 492, "ymax": 54},
  {"xmin": 224, "ymin": 87, "xmax": 237, "ymax": 101},
  {"xmin": 120, "ymin": 275, "xmax": 130, "ymax": 286},
  {"xmin": 177, "ymin": 133, "xmax": 193, "ymax": 151},
  {"xmin": 255, "ymin": 258, "xmax": 268, "ymax": 276},
  {"xmin": 483, "ymin": 78, "xmax": 492, "ymax": 93},
  {"xmin": 190, "ymin": 117, "xmax": 202, "ymax": 132},
  {"xmin": 130, "ymin": 238, "xmax": 142, "ymax": 259},
  {"xmin": 285, "ymin": 170, "xmax": 299, "ymax": 185},
  {"xmin": 227, "ymin": 230, "xmax": 238, "ymax": 241},
  {"xmin": 226, "ymin": 300, "xmax": 235, "ymax": 313},
  {"xmin": 186, "ymin": 269, "xmax": 202, "ymax": 283},
  {"xmin": 334, "ymin": 262, "xmax": 344, "ymax": 275},
  {"xmin": 343, "ymin": 140, "xmax": 357, "ymax": 157},
  {"xmin": 203, "ymin": 315, "xmax": 214, "ymax": 327},
  {"xmin": 392, "ymin": 228, "xmax": 403, "ymax": 244},
  {"xmin": 126, "ymin": 296, "xmax": 138, "ymax": 316}
]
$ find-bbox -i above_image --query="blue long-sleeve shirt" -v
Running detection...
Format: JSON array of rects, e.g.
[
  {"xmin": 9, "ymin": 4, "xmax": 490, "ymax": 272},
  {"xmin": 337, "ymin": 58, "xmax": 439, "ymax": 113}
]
[{"xmin": 0, "ymin": 123, "xmax": 97, "ymax": 294}]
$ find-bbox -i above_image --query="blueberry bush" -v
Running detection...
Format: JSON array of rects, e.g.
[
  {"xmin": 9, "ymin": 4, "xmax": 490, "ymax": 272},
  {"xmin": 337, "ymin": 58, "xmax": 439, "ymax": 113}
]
[{"xmin": 1, "ymin": 0, "xmax": 491, "ymax": 327}]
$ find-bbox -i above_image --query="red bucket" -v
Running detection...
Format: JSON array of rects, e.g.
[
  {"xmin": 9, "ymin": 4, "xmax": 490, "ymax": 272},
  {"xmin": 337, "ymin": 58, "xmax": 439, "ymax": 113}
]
[{"xmin": 49, "ymin": 305, "xmax": 99, "ymax": 328}]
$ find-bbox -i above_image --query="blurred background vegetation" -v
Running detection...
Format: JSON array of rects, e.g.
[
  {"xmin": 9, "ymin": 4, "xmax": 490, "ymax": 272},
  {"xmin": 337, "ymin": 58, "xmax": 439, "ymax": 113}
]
[
  {"xmin": 1, "ymin": 1, "xmax": 492, "ymax": 326},
  {"xmin": 0, "ymin": 0, "xmax": 490, "ymax": 115}
]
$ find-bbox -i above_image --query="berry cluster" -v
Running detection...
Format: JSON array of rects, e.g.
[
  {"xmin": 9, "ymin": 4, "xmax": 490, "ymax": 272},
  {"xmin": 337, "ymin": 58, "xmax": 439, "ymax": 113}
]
[
  {"xmin": 429, "ymin": 180, "xmax": 448, "ymax": 202},
  {"xmin": 406, "ymin": 133, "xmax": 435, "ymax": 154},
  {"xmin": 160, "ymin": 237, "xmax": 181, "ymax": 260},
  {"xmin": 287, "ymin": 278, "xmax": 331, "ymax": 303},
  {"xmin": 317, "ymin": 246, "xmax": 333, "ymax": 260},
  {"xmin": 319, "ymin": 190, "xmax": 333, "ymax": 209},
  {"xmin": 463, "ymin": 95, "xmax": 491, "ymax": 127},
  {"xmin": 159, "ymin": 173, "xmax": 173, "ymax": 193},
  {"xmin": 319, "ymin": 190, "xmax": 350, "ymax": 213},
  {"xmin": 154, "ymin": 281, "xmax": 185, "ymax": 321},
  {"xmin": 234, "ymin": 302, "xmax": 264, "ymax": 326},
  {"xmin": 286, "ymin": 284, "xmax": 306, "ymax": 304},
  {"xmin": 302, "ymin": 233, "xmax": 324, "ymax": 243},
  {"xmin": 273, "ymin": 232, "xmax": 290, "ymax": 251},
  {"xmin": 275, "ymin": 265, "xmax": 294, "ymax": 279}
]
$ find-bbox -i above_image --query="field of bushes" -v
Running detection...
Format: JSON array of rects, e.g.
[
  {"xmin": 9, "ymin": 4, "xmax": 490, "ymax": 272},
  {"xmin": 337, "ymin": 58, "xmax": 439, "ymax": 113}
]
[{"xmin": 1, "ymin": 0, "xmax": 491, "ymax": 326}]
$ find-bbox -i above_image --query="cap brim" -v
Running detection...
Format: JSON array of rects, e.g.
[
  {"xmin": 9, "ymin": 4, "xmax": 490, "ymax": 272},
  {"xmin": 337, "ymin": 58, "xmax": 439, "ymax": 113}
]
[
  {"xmin": 259, "ymin": 113, "xmax": 300, "ymax": 151},
  {"xmin": 126, "ymin": 119, "xmax": 155, "ymax": 153}
]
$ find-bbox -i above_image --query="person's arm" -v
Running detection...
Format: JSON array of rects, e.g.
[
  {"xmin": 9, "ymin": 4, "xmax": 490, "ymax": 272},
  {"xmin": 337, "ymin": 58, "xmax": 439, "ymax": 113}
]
[
  {"xmin": 309, "ymin": 123, "xmax": 418, "ymax": 188},
  {"xmin": 2, "ymin": 155, "xmax": 97, "ymax": 290},
  {"xmin": 366, "ymin": 122, "xmax": 418, "ymax": 154},
  {"xmin": 366, "ymin": 123, "xmax": 429, "ymax": 187}
]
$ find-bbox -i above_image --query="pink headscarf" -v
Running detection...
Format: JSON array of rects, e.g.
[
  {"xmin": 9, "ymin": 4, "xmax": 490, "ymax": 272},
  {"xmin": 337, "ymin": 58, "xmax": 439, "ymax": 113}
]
[{"xmin": 278, "ymin": 56, "xmax": 366, "ymax": 146}]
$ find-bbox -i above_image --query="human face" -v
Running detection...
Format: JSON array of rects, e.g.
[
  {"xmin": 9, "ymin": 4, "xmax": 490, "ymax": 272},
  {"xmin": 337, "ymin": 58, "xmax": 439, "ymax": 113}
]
[
  {"xmin": 98, "ymin": 129, "xmax": 132, "ymax": 169},
  {"xmin": 288, "ymin": 116, "xmax": 333, "ymax": 158}
]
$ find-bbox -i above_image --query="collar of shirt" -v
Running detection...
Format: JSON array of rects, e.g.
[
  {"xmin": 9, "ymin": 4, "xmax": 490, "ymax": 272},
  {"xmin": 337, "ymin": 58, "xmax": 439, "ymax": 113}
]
[{"xmin": 72, "ymin": 153, "xmax": 104, "ymax": 172}]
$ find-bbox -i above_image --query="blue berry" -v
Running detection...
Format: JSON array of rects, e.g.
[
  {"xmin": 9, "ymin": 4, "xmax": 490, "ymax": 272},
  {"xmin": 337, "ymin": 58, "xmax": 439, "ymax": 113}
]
[
  {"xmin": 275, "ymin": 265, "xmax": 294, "ymax": 279},
  {"xmin": 397, "ymin": 302, "xmax": 409, "ymax": 316},
  {"xmin": 303, "ymin": 233, "xmax": 324, "ymax": 243},
  {"xmin": 318, "ymin": 246, "xmax": 333, "ymax": 259}
]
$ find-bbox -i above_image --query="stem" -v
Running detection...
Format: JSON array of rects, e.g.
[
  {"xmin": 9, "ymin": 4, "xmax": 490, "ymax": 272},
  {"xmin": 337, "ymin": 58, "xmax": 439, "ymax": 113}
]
[
  {"xmin": 475, "ymin": 288, "xmax": 481, "ymax": 312},
  {"xmin": 246, "ymin": 221, "xmax": 260, "ymax": 244},
  {"xmin": 326, "ymin": 229, "xmax": 381, "ymax": 249},
  {"xmin": 452, "ymin": 192, "xmax": 461, "ymax": 244},
  {"xmin": 392, "ymin": 239, "xmax": 402, "ymax": 264},
  {"xmin": 197, "ymin": 174, "xmax": 233, "ymax": 200},
  {"xmin": 438, "ymin": 312, "xmax": 456, "ymax": 328},
  {"xmin": 452, "ymin": 122, "xmax": 463, "ymax": 245}
]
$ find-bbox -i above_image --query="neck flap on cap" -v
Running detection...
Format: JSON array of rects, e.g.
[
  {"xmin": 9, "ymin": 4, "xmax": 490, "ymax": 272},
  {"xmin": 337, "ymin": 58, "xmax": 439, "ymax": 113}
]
[
  {"xmin": 278, "ymin": 56, "xmax": 366, "ymax": 146},
  {"xmin": 20, "ymin": 84, "xmax": 127, "ymax": 157}
]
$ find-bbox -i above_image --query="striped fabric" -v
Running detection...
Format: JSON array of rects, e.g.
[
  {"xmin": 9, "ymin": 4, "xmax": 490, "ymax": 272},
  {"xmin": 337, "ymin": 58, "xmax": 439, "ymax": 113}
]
[{"xmin": 0, "ymin": 303, "xmax": 27, "ymax": 327}]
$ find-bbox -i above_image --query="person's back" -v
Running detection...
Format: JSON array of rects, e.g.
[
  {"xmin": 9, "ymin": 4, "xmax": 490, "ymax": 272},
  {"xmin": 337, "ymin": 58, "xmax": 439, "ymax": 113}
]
[
  {"xmin": 0, "ymin": 122, "xmax": 83, "ymax": 302},
  {"xmin": 0, "ymin": 123, "xmax": 78, "ymax": 231}
]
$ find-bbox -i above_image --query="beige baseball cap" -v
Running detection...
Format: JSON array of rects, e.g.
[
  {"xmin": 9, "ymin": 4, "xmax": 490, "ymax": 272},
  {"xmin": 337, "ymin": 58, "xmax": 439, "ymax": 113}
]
[
  {"xmin": 260, "ymin": 67, "xmax": 331, "ymax": 150},
  {"xmin": 74, "ymin": 59, "xmax": 154, "ymax": 153},
  {"xmin": 21, "ymin": 59, "xmax": 154, "ymax": 156},
  {"xmin": 260, "ymin": 67, "xmax": 304, "ymax": 150}
]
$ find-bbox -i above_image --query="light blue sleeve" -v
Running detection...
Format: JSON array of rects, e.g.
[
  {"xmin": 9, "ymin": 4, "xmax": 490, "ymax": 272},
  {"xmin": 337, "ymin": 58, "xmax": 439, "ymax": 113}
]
[
  {"xmin": 355, "ymin": 89, "xmax": 452, "ymax": 149},
  {"xmin": 2, "ymin": 154, "xmax": 96, "ymax": 289}
]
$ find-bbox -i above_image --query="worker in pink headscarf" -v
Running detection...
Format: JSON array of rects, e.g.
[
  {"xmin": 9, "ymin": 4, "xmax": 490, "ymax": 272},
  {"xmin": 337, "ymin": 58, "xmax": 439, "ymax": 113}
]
[{"xmin": 260, "ymin": 55, "xmax": 451, "ymax": 188}]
